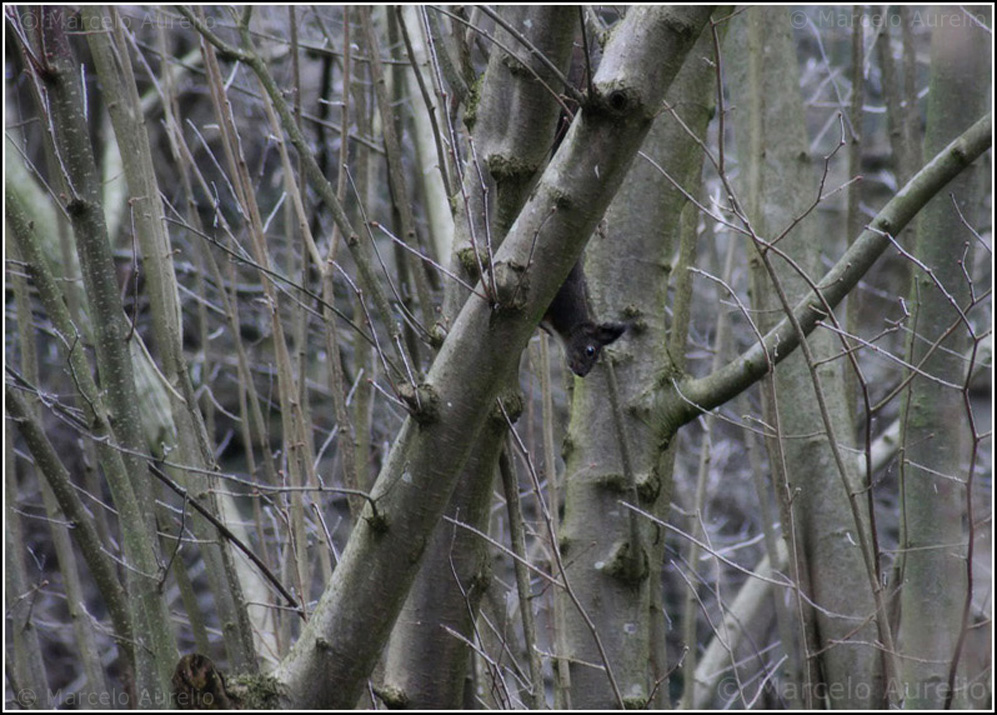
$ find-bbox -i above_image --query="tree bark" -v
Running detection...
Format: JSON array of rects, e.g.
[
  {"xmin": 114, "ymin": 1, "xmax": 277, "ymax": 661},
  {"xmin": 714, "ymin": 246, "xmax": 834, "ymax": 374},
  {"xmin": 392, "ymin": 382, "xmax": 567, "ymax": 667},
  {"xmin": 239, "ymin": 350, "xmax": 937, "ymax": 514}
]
[
  {"xmin": 898, "ymin": 7, "xmax": 990, "ymax": 708},
  {"xmin": 558, "ymin": 19, "xmax": 719, "ymax": 708},
  {"xmin": 275, "ymin": 7, "xmax": 716, "ymax": 707}
]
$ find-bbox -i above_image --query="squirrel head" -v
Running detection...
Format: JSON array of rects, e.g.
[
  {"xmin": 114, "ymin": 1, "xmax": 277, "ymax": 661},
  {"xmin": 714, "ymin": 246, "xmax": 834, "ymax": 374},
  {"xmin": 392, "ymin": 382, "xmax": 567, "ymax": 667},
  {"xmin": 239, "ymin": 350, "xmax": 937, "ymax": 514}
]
[{"xmin": 565, "ymin": 322, "xmax": 626, "ymax": 377}]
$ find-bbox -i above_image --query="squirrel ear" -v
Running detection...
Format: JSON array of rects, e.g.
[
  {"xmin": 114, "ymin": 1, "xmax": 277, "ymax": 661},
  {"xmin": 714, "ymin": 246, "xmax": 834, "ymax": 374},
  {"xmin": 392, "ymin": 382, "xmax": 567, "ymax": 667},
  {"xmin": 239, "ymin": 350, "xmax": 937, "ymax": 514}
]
[{"xmin": 593, "ymin": 322, "xmax": 626, "ymax": 346}]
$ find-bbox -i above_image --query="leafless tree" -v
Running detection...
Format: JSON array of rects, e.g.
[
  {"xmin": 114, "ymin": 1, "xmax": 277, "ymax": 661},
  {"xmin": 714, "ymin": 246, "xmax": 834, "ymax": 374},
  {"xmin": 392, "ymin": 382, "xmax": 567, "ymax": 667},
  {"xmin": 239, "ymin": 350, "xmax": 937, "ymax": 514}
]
[{"xmin": 5, "ymin": 5, "xmax": 991, "ymax": 710}]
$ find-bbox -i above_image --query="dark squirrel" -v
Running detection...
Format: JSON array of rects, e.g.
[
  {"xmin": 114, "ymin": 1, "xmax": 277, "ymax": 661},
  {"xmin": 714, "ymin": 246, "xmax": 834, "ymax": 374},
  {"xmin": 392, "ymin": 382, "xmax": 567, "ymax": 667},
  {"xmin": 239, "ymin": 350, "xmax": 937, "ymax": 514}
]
[
  {"xmin": 541, "ymin": 262, "xmax": 625, "ymax": 377},
  {"xmin": 538, "ymin": 37, "xmax": 624, "ymax": 377}
]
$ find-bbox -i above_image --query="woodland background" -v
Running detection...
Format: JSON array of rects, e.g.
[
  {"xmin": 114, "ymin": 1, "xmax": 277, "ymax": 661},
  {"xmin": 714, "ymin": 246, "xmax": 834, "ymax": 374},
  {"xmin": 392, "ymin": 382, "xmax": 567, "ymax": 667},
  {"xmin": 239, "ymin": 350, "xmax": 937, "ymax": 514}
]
[{"xmin": 4, "ymin": 5, "xmax": 992, "ymax": 710}]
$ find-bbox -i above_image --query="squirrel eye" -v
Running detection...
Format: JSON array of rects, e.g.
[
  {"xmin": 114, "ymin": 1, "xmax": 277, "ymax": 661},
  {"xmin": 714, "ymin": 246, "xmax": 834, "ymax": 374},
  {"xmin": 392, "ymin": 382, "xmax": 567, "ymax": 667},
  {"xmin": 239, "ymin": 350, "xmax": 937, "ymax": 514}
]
[{"xmin": 586, "ymin": 346, "xmax": 596, "ymax": 356}]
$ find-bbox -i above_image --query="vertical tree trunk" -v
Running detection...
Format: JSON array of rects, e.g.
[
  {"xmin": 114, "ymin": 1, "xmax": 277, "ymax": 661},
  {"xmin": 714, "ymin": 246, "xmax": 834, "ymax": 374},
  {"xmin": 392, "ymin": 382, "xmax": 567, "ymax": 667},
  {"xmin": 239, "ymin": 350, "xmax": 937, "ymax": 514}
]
[
  {"xmin": 558, "ymin": 21, "xmax": 718, "ymax": 709},
  {"xmin": 729, "ymin": 7, "xmax": 884, "ymax": 707},
  {"xmin": 898, "ymin": 7, "xmax": 990, "ymax": 708}
]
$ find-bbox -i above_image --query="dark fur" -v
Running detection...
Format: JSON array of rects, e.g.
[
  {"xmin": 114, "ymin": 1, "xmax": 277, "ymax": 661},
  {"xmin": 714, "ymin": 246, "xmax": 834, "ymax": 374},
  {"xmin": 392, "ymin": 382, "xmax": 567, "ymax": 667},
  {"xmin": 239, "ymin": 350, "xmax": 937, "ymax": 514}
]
[{"xmin": 541, "ymin": 263, "xmax": 625, "ymax": 377}]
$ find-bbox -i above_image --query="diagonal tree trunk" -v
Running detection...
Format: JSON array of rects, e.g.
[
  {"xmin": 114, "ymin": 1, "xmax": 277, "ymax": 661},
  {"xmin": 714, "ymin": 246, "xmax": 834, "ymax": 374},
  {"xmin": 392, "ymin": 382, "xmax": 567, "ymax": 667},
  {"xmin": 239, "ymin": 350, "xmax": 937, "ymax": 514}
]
[
  {"xmin": 274, "ymin": 7, "xmax": 716, "ymax": 707},
  {"xmin": 380, "ymin": 7, "xmax": 575, "ymax": 708}
]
